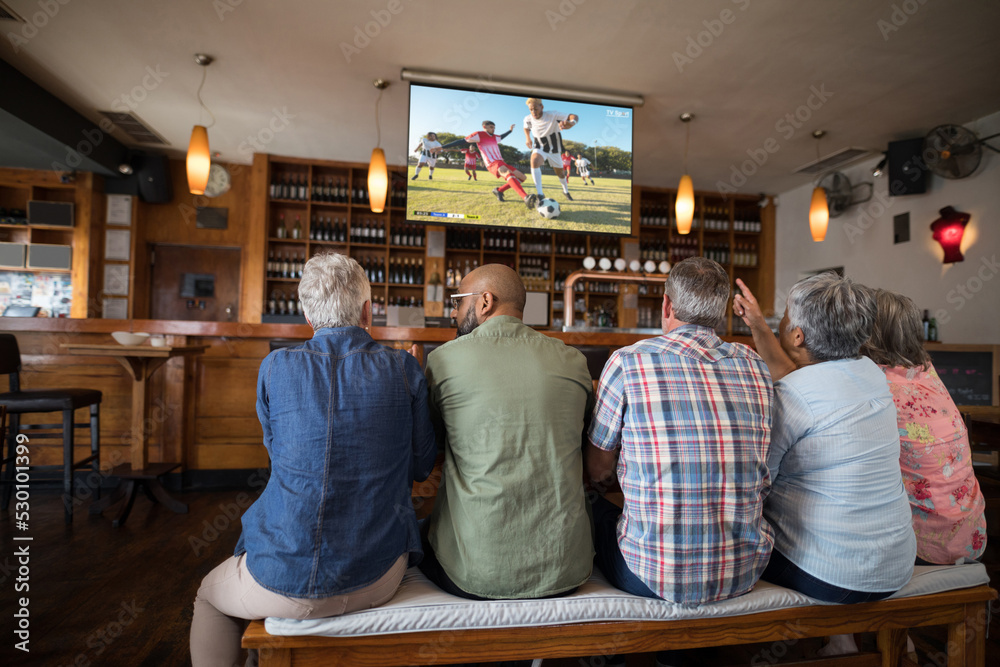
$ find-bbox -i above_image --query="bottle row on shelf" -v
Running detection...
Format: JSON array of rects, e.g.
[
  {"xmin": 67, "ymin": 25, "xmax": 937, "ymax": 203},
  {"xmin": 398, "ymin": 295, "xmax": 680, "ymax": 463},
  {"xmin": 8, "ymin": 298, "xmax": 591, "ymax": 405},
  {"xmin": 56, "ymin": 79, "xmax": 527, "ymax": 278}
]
[
  {"xmin": 519, "ymin": 256, "xmax": 550, "ymax": 292},
  {"xmin": 270, "ymin": 215, "xmax": 428, "ymax": 247},
  {"xmin": 267, "ymin": 250, "xmax": 305, "ymax": 279},
  {"xmin": 266, "ymin": 290, "xmax": 303, "ymax": 316},
  {"xmin": 263, "ymin": 292, "xmax": 425, "ymax": 319},
  {"xmin": 446, "ymin": 229, "xmax": 483, "ymax": 251},
  {"xmin": 519, "ymin": 233, "xmax": 552, "ymax": 254},
  {"xmin": 444, "ymin": 259, "xmax": 480, "ymax": 288},
  {"xmin": 483, "ymin": 229, "xmax": 518, "ymax": 252},
  {"xmin": 269, "ymin": 173, "xmax": 408, "ymax": 208},
  {"xmin": 357, "ymin": 256, "xmax": 425, "ymax": 285},
  {"xmin": 637, "ymin": 306, "xmax": 660, "ymax": 329},
  {"xmin": 638, "ymin": 237, "xmax": 758, "ymax": 268},
  {"xmin": 639, "ymin": 207, "xmax": 762, "ymax": 233},
  {"xmin": 590, "ymin": 239, "xmax": 620, "ymax": 258}
]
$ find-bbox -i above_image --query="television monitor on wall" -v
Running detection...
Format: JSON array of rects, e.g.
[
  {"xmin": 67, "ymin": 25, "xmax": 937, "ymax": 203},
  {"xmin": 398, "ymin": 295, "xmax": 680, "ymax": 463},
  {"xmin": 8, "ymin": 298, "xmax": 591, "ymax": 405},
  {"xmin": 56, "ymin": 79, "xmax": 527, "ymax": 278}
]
[{"xmin": 405, "ymin": 83, "xmax": 634, "ymax": 236}]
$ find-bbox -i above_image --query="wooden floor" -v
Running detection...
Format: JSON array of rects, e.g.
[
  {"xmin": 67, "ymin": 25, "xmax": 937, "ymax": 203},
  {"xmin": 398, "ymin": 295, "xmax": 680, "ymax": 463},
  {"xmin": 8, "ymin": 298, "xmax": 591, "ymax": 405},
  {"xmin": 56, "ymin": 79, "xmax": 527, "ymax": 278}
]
[{"xmin": 2, "ymin": 473, "xmax": 1000, "ymax": 667}]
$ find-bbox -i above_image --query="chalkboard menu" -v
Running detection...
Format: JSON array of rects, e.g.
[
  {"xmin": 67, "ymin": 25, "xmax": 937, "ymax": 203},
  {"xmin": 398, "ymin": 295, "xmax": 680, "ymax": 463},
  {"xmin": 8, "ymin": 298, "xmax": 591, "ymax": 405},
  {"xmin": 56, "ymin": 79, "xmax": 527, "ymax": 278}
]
[{"xmin": 928, "ymin": 349, "xmax": 995, "ymax": 407}]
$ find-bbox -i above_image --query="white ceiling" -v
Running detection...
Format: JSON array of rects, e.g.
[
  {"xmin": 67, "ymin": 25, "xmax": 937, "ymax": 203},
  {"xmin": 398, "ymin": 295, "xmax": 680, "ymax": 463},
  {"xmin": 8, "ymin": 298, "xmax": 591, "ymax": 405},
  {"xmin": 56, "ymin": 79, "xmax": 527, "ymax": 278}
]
[{"xmin": 1, "ymin": 0, "xmax": 998, "ymax": 194}]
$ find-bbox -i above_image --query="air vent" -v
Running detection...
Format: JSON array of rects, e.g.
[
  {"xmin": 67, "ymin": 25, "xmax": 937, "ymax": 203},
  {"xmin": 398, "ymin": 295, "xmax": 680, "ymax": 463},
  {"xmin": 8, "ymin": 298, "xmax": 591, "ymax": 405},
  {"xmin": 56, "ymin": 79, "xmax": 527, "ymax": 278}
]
[
  {"xmin": 0, "ymin": 1, "xmax": 25, "ymax": 21},
  {"xmin": 793, "ymin": 147, "xmax": 873, "ymax": 175},
  {"xmin": 98, "ymin": 111, "xmax": 168, "ymax": 145}
]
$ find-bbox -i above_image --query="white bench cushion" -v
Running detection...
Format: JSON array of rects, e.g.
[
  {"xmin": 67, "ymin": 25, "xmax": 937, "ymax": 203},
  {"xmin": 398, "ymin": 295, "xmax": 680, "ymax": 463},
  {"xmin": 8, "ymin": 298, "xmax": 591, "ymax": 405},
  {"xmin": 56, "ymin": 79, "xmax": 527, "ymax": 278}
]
[{"xmin": 265, "ymin": 563, "xmax": 988, "ymax": 638}]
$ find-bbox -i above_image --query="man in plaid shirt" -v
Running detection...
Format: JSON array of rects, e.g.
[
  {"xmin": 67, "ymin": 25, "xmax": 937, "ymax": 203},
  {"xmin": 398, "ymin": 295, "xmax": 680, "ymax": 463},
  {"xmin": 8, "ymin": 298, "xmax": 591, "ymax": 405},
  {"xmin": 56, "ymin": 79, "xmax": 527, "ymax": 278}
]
[{"xmin": 587, "ymin": 257, "xmax": 774, "ymax": 605}]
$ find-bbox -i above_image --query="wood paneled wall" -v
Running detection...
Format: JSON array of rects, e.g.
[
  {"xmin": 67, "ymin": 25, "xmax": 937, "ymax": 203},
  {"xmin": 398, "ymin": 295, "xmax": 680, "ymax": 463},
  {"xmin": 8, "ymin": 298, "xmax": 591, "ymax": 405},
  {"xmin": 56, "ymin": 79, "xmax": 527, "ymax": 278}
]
[{"xmin": 130, "ymin": 159, "xmax": 262, "ymax": 320}]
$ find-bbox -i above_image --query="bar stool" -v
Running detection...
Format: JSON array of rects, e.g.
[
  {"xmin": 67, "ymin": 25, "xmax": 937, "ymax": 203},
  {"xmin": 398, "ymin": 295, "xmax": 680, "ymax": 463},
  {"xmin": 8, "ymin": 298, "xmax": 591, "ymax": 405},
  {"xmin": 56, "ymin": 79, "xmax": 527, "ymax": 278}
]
[{"xmin": 0, "ymin": 333, "xmax": 102, "ymax": 524}]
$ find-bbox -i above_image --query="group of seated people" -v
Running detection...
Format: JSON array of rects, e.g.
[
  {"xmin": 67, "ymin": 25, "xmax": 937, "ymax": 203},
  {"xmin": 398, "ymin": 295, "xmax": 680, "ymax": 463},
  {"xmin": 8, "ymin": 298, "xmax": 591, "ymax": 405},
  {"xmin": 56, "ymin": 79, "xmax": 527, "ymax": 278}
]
[{"xmin": 188, "ymin": 253, "xmax": 987, "ymax": 667}]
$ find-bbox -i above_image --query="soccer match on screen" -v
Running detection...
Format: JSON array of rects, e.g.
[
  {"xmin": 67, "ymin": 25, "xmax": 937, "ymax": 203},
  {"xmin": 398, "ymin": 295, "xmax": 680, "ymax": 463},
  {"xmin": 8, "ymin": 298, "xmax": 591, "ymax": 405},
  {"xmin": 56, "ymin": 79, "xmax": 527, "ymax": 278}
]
[{"xmin": 406, "ymin": 84, "xmax": 634, "ymax": 235}]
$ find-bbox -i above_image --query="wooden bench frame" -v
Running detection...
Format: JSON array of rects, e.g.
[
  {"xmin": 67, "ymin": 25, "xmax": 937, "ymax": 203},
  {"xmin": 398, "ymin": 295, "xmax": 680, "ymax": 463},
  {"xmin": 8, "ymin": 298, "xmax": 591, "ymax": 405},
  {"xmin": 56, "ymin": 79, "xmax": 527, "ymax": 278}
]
[{"xmin": 243, "ymin": 584, "xmax": 996, "ymax": 666}]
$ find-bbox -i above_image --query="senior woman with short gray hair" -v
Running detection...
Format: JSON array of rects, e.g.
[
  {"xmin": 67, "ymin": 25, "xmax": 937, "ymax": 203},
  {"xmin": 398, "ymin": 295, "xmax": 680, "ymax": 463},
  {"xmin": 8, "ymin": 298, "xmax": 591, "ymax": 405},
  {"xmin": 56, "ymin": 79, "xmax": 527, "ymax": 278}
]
[
  {"xmin": 734, "ymin": 273, "xmax": 915, "ymax": 618},
  {"xmin": 191, "ymin": 252, "xmax": 437, "ymax": 667}
]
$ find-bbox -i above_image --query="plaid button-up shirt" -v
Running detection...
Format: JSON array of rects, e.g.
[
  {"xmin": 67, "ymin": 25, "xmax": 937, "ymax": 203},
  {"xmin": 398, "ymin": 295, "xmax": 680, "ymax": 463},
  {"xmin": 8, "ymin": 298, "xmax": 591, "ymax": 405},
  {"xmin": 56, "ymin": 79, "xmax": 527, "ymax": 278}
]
[{"xmin": 589, "ymin": 325, "xmax": 774, "ymax": 604}]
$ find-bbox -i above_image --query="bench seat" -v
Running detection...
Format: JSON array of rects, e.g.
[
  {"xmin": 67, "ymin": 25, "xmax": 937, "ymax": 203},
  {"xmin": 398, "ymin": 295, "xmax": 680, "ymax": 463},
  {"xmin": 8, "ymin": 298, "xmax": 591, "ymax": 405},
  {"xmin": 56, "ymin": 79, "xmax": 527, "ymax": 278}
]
[{"xmin": 243, "ymin": 563, "xmax": 995, "ymax": 666}]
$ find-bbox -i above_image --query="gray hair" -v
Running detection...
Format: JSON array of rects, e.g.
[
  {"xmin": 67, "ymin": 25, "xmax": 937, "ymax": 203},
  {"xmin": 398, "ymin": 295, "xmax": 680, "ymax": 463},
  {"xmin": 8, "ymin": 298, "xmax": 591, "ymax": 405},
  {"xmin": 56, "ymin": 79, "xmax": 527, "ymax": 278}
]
[
  {"xmin": 298, "ymin": 253, "xmax": 371, "ymax": 329},
  {"xmin": 786, "ymin": 272, "xmax": 875, "ymax": 362},
  {"xmin": 664, "ymin": 257, "xmax": 730, "ymax": 329},
  {"xmin": 860, "ymin": 289, "xmax": 931, "ymax": 370}
]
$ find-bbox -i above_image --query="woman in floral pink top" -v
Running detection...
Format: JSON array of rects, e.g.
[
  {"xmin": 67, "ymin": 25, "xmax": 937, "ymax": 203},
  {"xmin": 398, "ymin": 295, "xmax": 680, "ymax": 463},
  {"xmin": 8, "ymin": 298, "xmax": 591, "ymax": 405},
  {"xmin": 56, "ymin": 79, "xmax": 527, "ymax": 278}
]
[{"xmin": 862, "ymin": 290, "xmax": 986, "ymax": 563}]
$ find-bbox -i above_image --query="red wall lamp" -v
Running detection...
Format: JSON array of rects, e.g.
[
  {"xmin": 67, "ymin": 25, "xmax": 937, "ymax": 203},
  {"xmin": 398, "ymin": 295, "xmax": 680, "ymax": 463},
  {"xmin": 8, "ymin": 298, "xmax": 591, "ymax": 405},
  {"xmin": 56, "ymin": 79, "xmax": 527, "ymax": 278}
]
[{"xmin": 930, "ymin": 206, "xmax": 970, "ymax": 263}]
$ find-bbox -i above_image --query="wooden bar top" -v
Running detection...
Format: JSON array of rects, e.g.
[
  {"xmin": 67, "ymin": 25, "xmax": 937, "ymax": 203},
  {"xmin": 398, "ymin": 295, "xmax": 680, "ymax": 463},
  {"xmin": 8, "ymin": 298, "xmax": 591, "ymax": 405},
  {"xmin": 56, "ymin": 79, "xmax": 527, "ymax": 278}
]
[{"xmin": 0, "ymin": 317, "xmax": 735, "ymax": 347}]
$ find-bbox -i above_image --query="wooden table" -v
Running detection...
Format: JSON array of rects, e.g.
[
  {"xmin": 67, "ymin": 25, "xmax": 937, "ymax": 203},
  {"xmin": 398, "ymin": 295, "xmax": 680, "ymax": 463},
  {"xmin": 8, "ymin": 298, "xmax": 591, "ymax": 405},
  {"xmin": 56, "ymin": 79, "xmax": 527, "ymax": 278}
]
[{"xmin": 61, "ymin": 342, "xmax": 207, "ymax": 526}]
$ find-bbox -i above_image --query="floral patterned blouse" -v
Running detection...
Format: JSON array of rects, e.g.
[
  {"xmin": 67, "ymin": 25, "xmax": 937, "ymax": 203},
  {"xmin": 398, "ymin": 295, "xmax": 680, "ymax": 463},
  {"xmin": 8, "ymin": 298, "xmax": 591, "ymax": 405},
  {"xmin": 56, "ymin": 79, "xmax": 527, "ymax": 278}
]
[{"xmin": 882, "ymin": 363, "xmax": 987, "ymax": 563}]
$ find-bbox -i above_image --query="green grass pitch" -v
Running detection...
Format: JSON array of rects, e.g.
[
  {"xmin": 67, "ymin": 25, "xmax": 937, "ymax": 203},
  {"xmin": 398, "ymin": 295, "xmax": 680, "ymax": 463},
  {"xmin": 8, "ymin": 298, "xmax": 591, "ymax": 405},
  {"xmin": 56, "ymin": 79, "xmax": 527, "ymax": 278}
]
[{"xmin": 406, "ymin": 166, "xmax": 631, "ymax": 234}]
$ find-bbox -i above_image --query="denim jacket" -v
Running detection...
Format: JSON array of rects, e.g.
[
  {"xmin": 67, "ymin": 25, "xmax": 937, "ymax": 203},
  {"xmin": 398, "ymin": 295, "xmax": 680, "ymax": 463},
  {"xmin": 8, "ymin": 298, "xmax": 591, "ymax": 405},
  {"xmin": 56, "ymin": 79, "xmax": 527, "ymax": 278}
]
[{"xmin": 235, "ymin": 326, "xmax": 437, "ymax": 598}]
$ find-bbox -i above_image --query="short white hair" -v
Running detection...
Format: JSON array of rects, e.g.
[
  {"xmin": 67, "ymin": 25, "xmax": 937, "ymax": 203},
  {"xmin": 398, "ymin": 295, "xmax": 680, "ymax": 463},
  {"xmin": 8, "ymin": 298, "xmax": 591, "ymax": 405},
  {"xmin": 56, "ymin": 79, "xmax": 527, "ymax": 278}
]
[
  {"xmin": 298, "ymin": 253, "xmax": 371, "ymax": 329},
  {"xmin": 786, "ymin": 272, "xmax": 875, "ymax": 362}
]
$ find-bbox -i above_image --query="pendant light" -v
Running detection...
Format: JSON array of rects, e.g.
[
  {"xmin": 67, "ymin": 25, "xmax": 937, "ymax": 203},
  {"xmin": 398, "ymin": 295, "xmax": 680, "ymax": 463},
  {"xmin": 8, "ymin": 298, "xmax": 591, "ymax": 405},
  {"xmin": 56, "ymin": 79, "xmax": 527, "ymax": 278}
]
[
  {"xmin": 368, "ymin": 79, "xmax": 390, "ymax": 213},
  {"xmin": 808, "ymin": 130, "xmax": 829, "ymax": 242},
  {"xmin": 186, "ymin": 54, "xmax": 215, "ymax": 195},
  {"xmin": 675, "ymin": 113, "xmax": 695, "ymax": 235}
]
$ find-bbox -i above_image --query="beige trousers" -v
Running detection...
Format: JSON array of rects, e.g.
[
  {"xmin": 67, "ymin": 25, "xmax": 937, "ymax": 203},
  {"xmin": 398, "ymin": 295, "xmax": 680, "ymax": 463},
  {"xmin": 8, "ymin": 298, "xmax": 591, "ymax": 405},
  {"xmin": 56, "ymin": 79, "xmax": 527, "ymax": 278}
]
[{"xmin": 190, "ymin": 552, "xmax": 407, "ymax": 667}]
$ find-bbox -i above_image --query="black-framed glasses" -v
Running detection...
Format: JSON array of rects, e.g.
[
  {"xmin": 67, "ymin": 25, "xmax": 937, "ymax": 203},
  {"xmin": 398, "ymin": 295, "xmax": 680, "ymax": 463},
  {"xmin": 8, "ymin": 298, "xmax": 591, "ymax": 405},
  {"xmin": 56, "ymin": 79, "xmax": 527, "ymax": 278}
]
[{"xmin": 449, "ymin": 292, "xmax": 482, "ymax": 310}]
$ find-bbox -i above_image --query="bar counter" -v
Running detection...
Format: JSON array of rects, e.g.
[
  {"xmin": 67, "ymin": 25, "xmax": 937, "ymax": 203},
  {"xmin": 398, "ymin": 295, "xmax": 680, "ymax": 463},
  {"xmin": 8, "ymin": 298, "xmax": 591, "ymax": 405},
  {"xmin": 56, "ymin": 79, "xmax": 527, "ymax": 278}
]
[{"xmin": 4, "ymin": 318, "xmax": 741, "ymax": 474}]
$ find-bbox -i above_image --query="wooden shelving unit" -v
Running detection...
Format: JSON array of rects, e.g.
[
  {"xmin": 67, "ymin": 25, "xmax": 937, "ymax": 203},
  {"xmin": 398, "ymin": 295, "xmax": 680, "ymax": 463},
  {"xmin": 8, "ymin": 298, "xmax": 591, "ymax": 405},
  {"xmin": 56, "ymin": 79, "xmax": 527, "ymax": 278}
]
[
  {"xmin": 0, "ymin": 169, "xmax": 102, "ymax": 318},
  {"xmin": 250, "ymin": 155, "xmax": 775, "ymax": 334}
]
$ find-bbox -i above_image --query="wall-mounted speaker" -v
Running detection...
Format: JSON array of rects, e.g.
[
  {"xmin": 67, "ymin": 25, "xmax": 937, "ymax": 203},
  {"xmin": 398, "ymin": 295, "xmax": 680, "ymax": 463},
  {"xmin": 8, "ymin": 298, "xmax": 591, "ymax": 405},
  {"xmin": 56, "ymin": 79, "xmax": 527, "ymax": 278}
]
[
  {"xmin": 134, "ymin": 153, "xmax": 173, "ymax": 204},
  {"xmin": 27, "ymin": 243, "xmax": 72, "ymax": 270},
  {"xmin": 0, "ymin": 242, "xmax": 27, "ymax": 268},
  {"xmin": 28, "ymin": 200, "xmax": 75, "ymax": 227},
  {"xmin": 887, "ymin": 138, "xmax": 928, "ymax": 196}
]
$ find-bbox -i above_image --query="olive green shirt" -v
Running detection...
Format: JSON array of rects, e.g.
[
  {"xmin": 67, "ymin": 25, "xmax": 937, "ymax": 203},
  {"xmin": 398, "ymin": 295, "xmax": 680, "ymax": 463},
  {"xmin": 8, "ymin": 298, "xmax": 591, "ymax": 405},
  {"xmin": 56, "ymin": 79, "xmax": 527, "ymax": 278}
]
[{"xmin": 425, "ymin": 315, "xmax": 595, "ymax": 598}]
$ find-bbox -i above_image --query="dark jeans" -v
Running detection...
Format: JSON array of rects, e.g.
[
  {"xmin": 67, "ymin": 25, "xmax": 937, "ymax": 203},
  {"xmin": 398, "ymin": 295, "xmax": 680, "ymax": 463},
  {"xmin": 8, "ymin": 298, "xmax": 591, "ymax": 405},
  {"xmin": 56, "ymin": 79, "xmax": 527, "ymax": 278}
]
[
  {"xmin": 591, "ymin": 495, "xmax": 661, "ymax": 599},
  {"xmin": 761, "ymin": 549, "xmax": 896, "ymax": 603}
]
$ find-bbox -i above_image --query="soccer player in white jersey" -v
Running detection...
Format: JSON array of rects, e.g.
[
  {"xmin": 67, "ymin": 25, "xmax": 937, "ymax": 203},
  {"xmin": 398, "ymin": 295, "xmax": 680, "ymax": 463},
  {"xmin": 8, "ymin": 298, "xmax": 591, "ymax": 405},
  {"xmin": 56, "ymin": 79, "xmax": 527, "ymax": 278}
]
[
  {"xmin": 523, "ymin": 98, "xmax": 578, "ymax": 201},
  {"xmin": 575, "ymin": 154, "xmax": 595, "ymax": 185},
  {"xmin": 443, "ymin": 121, "xmax": 537, "ymax": 209},
  {"xmin": 412, "ymin": 132, "xmax": 442, "ymax": 180}
]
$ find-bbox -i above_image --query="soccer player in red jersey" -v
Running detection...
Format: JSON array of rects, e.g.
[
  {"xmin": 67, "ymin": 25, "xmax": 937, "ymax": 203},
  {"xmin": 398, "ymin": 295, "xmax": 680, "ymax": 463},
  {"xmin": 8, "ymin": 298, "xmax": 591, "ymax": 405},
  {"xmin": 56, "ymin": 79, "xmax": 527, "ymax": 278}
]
[
  {"xmin": 562, "ymin": 151, "xmax": 573, "ymax": 177},
  {"xmin": 462, "ymin": 146, "xmax": 479, "ymax": 180},
  {"xmin": 444, "ymin": 121, "xmax": 538, "ymax": 209}
]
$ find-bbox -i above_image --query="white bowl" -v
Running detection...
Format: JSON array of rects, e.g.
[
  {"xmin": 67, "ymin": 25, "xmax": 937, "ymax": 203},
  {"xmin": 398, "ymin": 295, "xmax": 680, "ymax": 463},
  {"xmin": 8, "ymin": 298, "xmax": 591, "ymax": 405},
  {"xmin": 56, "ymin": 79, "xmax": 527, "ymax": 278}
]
[{"xmin": 111, "ymin": 331, "xmax": 150, "ymax": 346}]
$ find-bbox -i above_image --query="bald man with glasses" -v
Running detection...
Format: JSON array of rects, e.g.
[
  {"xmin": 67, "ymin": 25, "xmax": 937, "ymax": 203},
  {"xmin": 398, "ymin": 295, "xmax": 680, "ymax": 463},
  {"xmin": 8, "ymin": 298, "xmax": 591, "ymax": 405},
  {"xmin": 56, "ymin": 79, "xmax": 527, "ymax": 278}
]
[{"xmin": 420, "ymin": 264, "xmax": 594, "ymax": 608}]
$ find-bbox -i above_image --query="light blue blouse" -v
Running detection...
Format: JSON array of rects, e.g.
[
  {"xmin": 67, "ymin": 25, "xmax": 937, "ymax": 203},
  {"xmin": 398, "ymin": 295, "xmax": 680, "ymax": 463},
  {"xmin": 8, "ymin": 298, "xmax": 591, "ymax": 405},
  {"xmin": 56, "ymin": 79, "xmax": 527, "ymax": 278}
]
[{"xmin": 765, "ymin": 357, "xmax": 916, "ymax": 593}]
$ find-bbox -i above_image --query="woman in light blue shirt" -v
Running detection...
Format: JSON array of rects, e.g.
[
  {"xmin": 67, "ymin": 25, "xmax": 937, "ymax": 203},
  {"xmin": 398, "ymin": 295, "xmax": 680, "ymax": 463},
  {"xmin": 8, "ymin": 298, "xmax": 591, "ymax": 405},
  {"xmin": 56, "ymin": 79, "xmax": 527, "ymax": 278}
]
[{"xmin": 734, "ymin": 273, "xmax": 915, "ymax": 608}]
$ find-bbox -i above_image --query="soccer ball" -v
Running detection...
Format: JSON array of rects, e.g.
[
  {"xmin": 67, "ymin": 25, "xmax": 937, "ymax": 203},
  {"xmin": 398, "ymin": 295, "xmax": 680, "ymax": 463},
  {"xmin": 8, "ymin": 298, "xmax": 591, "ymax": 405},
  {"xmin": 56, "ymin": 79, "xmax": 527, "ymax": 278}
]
[{"xmin": 537, "ymin": 198, "xmax": 560, "ymax": 219}]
